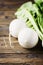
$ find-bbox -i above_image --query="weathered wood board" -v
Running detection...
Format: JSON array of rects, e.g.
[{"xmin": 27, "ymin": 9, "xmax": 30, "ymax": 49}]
[{"xmin": 0, "ymin": 0, "xmax": 43, "ymax": 65}]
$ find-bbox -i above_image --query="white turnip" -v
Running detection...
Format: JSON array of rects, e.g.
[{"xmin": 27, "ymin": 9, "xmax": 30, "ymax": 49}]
[
  {"xmin": 9, "ymin": 19, "xmax": 27, "ymax": 38},
  {"xmin": 18, "ymin": 28, "xmax": 38, "ymax": 48}
]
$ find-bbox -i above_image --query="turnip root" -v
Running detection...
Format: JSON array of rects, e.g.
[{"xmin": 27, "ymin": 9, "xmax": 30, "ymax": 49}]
[
  {"xmin": 9, "ymin": 19, "xmax": 27, "ymax": 38},
  {"xmin": 9, "ymin": 19, "xmax": 27, "ymax": 47},
  {"xmin": 18, "ymin": 28, "xmax": 38, "ymax": 48}
]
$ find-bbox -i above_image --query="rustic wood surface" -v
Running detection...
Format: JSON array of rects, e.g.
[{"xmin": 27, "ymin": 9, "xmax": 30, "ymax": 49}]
[{"xmin": 0, "ymin": 0, "xmax": 43, "ymax": 65}]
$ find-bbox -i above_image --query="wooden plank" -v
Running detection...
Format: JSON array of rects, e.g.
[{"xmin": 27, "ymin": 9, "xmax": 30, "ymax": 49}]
[
  {"xmin": 0, "ymin": 11, "xmax": 16, "ymax": 37},
  {"xmin": 0, "ymin": 11, "xmax": 16, "ymax": 19},
  {"xmin": 0, "ymin": 19, "xmax": 13, "ymax": 25},
  {"xmin": 0, "ymin": 11, "xmax": 16, "ymax": 27},
  {"xmin": 0, "ymin": 0, "xmax": 29, "ymax": 11},
  {"xmin": 0, "ymin": 58, "xmax": 43, "ymax": 64},
  {"xmin": 0, "ymin": 53, "xmax": 43, "ymax": 58}
]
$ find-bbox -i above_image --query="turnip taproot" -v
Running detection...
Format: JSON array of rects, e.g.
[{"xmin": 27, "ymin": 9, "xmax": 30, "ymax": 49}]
[
  {"xmin": 9, "ymin": 19, "xmax": 27, "ymax": 38},
  {"xmin": 9, "ymin": 19, "xmax": 27, "ymax": 47},
  {"xmin": 18, "ymin": 28, "xmax": 38, "ymax": 48}
]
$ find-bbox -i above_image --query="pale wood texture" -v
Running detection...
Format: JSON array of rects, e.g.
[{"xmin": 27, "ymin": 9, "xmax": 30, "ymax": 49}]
[{"xmin": 0, "ymin": 0, "xmax": 43, "ymax": 65}]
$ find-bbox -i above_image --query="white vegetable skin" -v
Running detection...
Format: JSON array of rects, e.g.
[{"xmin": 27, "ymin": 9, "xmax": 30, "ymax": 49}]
[
  {"xmin": 18, "ymin": 28, "xmax": 38, "ymax": 48},
  {"xmin": 9, "ymin": 19, "xmax": 27, "ymax": 38}
]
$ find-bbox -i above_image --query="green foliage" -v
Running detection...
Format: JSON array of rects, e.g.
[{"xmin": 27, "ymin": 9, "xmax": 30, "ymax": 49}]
[{"xmin": 15, "ymin": 0, "xmax": 43, "ymax": 40}]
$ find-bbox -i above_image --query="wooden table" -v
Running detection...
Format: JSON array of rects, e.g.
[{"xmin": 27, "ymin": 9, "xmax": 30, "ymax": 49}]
[{"xmin": 0, "ymin": 0, "xmax": 43, "ymax": 65}]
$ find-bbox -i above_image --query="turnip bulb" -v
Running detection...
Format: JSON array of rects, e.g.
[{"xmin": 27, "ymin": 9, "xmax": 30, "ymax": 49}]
[
  {"xmin": 18, "ymin": 28, "xmax": 38, "ymax": 48},
  {"xmin": 9, "ymin": 19, "xmax": 27, "ymax": 38}
]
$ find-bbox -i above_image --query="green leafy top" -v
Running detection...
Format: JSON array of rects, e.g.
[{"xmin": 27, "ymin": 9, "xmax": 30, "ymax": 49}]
[{"xmin": 15, "ymin": 0, "xmax": 43, "ymax": 40}]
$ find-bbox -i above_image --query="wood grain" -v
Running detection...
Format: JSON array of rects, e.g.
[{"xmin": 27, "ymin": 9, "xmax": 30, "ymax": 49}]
[
  {"xmin": 0, "ymin": 0, "xmax": 43, "ymax": 64},
  {"xmin": 0, "ymin": 0, "xmax": 30, "ymax": 11}
]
